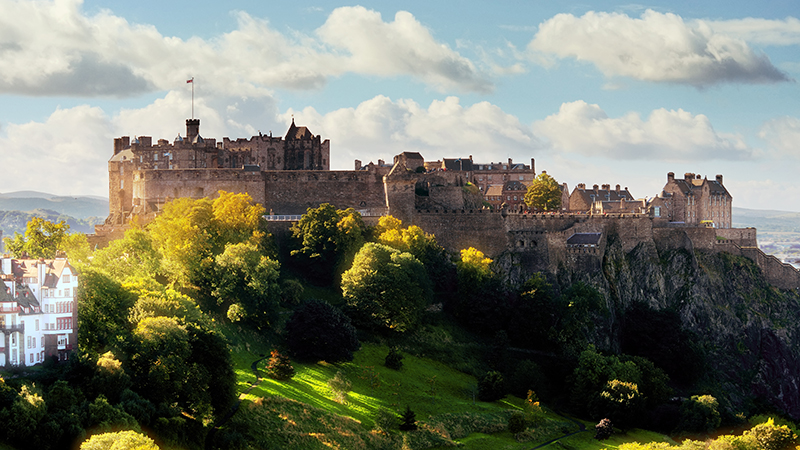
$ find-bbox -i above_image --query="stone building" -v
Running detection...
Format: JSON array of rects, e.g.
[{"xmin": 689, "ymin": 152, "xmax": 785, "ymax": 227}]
[
  {"xmin": 660, "ymin": 172, "xmax": 732, "ymax": 228},
  {"xmin": 569, "ymin": 184, "xmax": 635, "ymax": 213},
  {"xmin": 0, "ymin": 256, "xmax": 77, "ymax": 367}
]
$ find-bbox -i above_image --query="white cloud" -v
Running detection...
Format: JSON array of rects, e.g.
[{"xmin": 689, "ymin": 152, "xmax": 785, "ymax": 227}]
[
  {"xmin": 0, "ymin": 0, "xmax": 489, "ymax": 97},
  {"xmin": 759, "ymin": 116, "xmax": 800, "ymax": 157},
  {"xmin": 707, "ymin": 17, "xmax": 800, "ymax": 46},
  {"xmin": 528, "ymin": 10, "xmax": 790, "ymax": 86},
  {"xmin": 534, "ymin": 100, "xmax": 752, "ymax": 160},
  {"xmin": 0, "ymin": 105, "xmax": 112, "ymax": 196},
  {"xmin": 283, "ymin": 95, "xmax": 540, "ymax": 168}
]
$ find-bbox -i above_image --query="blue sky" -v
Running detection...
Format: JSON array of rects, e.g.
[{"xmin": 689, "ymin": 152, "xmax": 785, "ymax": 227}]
[{"xmin": 1, "ymin": 0, "xmax": 798, "ymax": 210}]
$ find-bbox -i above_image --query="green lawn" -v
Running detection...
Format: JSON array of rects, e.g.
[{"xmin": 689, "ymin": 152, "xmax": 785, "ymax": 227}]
[{"xmin": 226, "ymin": 341, "xmax": 587, "ymax": 449}]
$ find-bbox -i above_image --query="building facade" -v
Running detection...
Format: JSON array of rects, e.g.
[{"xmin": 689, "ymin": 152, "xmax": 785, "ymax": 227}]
[
  {"xmin": 0, "ymin": 256, "xmax": 77, "ymax": 367},
  {"xmin": 660, "ymin": 172, "xmax": 732, "ymax": 228}
]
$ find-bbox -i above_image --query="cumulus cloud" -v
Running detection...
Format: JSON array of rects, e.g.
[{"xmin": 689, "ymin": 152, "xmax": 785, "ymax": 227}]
[
  {"xmin": 759, "ymin": 116, "xmax": 800, "ymax": 157},
  {"xmin": 0, "ymin": 0, "xmax": 489, "ymax": 97},
  {"xmin": 534, "ymin": 100, "xmax": 752, "ymax": 160},
  {"xmin": 528, "ymin": 10, "xmax": 790, "ymax": 86},
  {"xmin": 283, "ymin": 95, "xmax": 539, "ymax": 168},
  {"xmin": 0, "ymin": 105, "xmax": 113, "ymax": 196}
]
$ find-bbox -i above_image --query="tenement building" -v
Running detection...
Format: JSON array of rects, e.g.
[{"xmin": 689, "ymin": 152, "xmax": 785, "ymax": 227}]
[{"xmin": 0, "ymin": 256, "xmax": 77, "ymax": 367}]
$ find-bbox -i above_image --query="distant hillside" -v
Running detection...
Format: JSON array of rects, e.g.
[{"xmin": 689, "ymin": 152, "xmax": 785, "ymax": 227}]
[
  {"xmin": 0, "ymin": 209, "xmax": 105, "ymax": 237},
  {"xmin": 733, "ymin": 207, "xmax": 800, "ymax": 232},
  {"xmin": 0, "ymin": 191, "xmax": 108, "ymax": 219}
]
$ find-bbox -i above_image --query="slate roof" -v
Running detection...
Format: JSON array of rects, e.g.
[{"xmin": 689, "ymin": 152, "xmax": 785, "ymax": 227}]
[
  {"xmin": 567, "ymin": 233, "xmax": 602, "ymax": 246},
  {"xmin": 572, "ymin": 186, "xmax": 634, "ymax": 204},
  {"xmin": 671, "ymin": 178, "xmax": 730, "ymax": 197},
  {"xmin": 285, "ymin": 119, "xmax": 314, "ymax": 140},
  {"xmin": 443, "ymin": 158, "xmax": 474, "ymax": 171},
  {"xmin": 504, "ymin": 180, "xmax": 527, "ymax": 191}
]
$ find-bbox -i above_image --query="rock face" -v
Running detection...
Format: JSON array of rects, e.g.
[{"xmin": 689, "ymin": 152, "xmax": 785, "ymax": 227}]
[{"xmin": 543, "ymin": 228, "xmax": 800, "ymax": 419}]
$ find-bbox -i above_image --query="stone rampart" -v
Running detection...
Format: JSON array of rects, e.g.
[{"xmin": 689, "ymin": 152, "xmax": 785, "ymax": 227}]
[
  {"xmin": 134, "ymin": 169, "xmax": 266, "ymax": 207},
  {"xmin": 263, "ymin": 170, "xmax": 386, "ymax": 214},
  {"xmin": 716, "ymin": 227, "xmax": 757, "ymax": 247}
]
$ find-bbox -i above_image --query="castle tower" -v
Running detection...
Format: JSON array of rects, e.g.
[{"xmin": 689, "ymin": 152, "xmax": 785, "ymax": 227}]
[{"xmin": 186, "ymin": 119, "xmax": 200, "ymax": 142}]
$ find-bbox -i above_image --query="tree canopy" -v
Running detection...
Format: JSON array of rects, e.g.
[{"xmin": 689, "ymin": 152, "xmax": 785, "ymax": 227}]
[
  {"xmin": 4, "ymin": 217, "xmax": 71, "ymax": 259},
  {"xmin": 341, "ymin": 242, "xmax": 432, "ymax": 332},
  {"xmin": 524, "ymin": 172, "xmax": 562, "ymax": 211},
  {"xmin": 284, "ymin": 299, "xmax": 360, "ymax": 363}
]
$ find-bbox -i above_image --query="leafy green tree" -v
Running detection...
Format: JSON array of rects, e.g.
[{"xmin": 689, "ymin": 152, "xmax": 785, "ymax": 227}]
[
  {"xmin": 596, "ymin": 379, "xmax": 645, "ymax": 430},
  {"xmin": 478, "ymin": 371, "xmax": 506, "ymax": 402},
  {"xmin": 384, "ymin": 347, "xmax": 404, "ymax": 370},
  {"xmin": 595, "ymin": 418, "xmax": 614, "ymax": 440},
  {"xmin": 80, "ymin": 430, "xmax": 159, "ymax": 450},
  {"xmin": 4, "ymin": 217, "xmax": 71, "ymax": 258},
  {"xmin": 290, "ymin": 203, "xmax": 366, "ymax": 284},
  {"xmin": 86, "ymin": 395, "xmax": 140, "ymax": 434},
  {"xmin": 89, "ymin": 351, "xmax": 132, "ymax": 403},
  {"xmin": 266, "ymin": 349, "xmax": 295, "ymax": 381},
  {"xmin": 451, "ymin": 247, "xmax": 509, "ymax": 334},
  {"xmin": 284, "ymin": 299, "xmax": 360, "ymax": 362},
  {"xmin": 78, "ymin": 268, "xmax": 136, "ymax": 355},
  {"xmin": 127, "ymin": 285, "xmax": 203, "ymax": 326},
  {"xmin": 129, "ymin": 317, "xmax": 191, "ymax": 410},
  {"xmin": 676, "ymin": 395, "xmax": 721, "ymax": 433},
  {"xmin": 92, "ymin": 228, "xmax": 163, "ymax": 283},
  {"xmin": 376, "ymin": 216, "xmax": 454, "ymax": 291},
  {"xmin": 341, "ymin": 243, "xmax": 432, "ymax": 332},
  {"xmin": 213, "ymin": 241, "xmax": 281, "ymax": 328},
  {"xmin": 746, "ymin": 418, "xmax": 796, "ymax": 450},
  {"xmin": 524, "ymin": 171, "xmax": 562, "ymax": 211},
  {"xmin": 184, "ymin": 322, "xmax": 237, "ymax": 419}
]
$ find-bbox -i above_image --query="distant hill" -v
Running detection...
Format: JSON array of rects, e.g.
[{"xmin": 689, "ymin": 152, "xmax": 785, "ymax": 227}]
[
  {"xmin": 0, "ymin": 191, "xmax": 108, "ymax": 219},
  {"xmin": 0, "ymin": 209, "xmax": 105, "ymax": 237},
  {"xmin": 733, "ymin": 207, "xmax": 800, "ymax": 232}
]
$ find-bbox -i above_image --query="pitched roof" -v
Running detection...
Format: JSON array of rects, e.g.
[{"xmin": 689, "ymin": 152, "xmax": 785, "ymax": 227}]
[
  {"xmin": 284, "ymin": 119, "xmax": 314, "ymax": 140},
  {"xmin": 443, "ymin": 158, "xmax": 473, "ymax": 171},
  {"xmin": 503, "ymin": 180, "xmax": 527, "ymax": 191},
  {"xmin": 485, "ymin": 185, "xmax": 503, "ymax": 196},
  {"xmin": 572, "ymin": 186, "xmax": 634, "ymax": 204}
]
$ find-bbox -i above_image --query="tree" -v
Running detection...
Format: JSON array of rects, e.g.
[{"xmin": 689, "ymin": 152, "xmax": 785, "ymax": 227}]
[
  {"xmin": 284, "ymin": 299, "xmax": 360, "ymax": 362},
  {"xmin": 92, "ymin": 228, "xmax": 163, "ymax": 283},
  {"xmin": 452, "ymin": 247, "xmax": 509, "ymax": 334},
  {"xmin": 80, "ymin": 430, "xmax": 160, "ymax": 450},
  {"xmin": 77, "ymin": 268, "xmax": 136, "ymax": 355},
  {"xmin": 265, "ymin": 349, "xmax": 295, "ymax": 381},
  {"xmin": 341, "ymin": 243, "xmax": 432, "ymax": 332},
  {"xmin": 399, "ymin": 406, "xmax": 417, "ymax": 431},
  {"xmin": 595, "ymin": 418, "xmax": 614, "ymax": 440},
  {"xmin": 4, "ymin": 217, "xmax": 71, "ymax": 258},
  {"xmin": 384, "ymin": 347, "xmax": 404, "ymax": 370},
  {"xmin": 524, "ymin": 171, "xmax": 562, "ymax": 211},
  {"xmin": 478, "ymin": 371, "xmax": 506, "ymax": 402},
  {"xmin": 596, "ymin": 379, "xmax": 645, "ymax": 430},
  {"xmin": 129, "ymin": 317, "xmax": 192, "ymax": 409},
  {"xmin": 676, "ymin": 395, "xmax": 721, "ymax": 433},
  {"xmin": 290, "ymin": 203, "xmax": 366, "ymax": 284},
  {"xmin": 745, "ymin": 418, "xmax": 797, "ymax": 450},
  {"xmin": 213, "ymin": 241, "xmax": 281, "ymax": 328}
]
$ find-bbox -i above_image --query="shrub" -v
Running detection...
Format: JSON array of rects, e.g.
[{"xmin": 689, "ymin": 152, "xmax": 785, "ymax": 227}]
[
  {"xmin": 327, "ymin": 371, "xmax": 352, "ymax": 404},
  {"xmin": 478, "ymin": 371, "xmax": 505, "ymax": 402},
  {"xmin": 508, "ymin": 412, "xmax": 526, "ymax": 434},
  {"xmin": 265, "ymin": 349, "xmax": 295, "ymax": 381},
  {"xmin": 385, "ymin": 347, "xmax": 404, "ymax": 370},
  {"xmin": 285, "ymin": 299, "xmax": 360, "ymax": 362},
  {"xmin": 676, "ymin": 395, "xmax": 721, "ymax": 433},
  {"xmin": 595, "ymin": 418, "xmax": 613, "ymax": 440},
  {"xmin": 374, "ymin": 409, "xmax": 397, "ymax": 434},
  {"xmin": 280, "ymin": 279, "xmax": 304, "ymax": 306},
  {"xmin": 746, "ymin": 418, "xmax": 797, "ymax": 450},
  {"xmin": 399, "ymin": 406, "xmax": 417, "ymax": 431}
]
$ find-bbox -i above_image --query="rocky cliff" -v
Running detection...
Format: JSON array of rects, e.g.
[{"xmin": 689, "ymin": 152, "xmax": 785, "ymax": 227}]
[{"xmin": 549, "ymin": 227, "xmax": 800, "ymax": 419}]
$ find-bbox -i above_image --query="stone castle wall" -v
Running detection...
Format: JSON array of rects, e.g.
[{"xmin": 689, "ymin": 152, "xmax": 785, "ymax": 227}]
[{"xmin": 263, "ymin": 170, "xmax": 386, "ymax": 215}]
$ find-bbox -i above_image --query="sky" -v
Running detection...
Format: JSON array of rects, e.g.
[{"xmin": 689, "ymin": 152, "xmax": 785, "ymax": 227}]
[{"xmin": 0, "ymin": 0, "xmax": 798, "ymax": 210}]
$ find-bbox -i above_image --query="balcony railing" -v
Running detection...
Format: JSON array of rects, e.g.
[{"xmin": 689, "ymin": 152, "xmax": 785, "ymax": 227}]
[{"xmin": 0, "ymin": 324, "xmax": 24, "ymax": 333}]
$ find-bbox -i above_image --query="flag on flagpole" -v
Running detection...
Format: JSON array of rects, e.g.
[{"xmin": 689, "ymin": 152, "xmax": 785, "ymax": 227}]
[{"xmin": 187, "ymin": 78, "xmax": 193, "ymax": 83}]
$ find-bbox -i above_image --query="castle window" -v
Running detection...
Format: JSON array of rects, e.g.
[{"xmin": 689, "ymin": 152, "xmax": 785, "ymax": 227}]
[
  {"xmin": 154, "ymin": 153, "xmax": 158, "ymax": 161},
  {"xmin": 120, "ymin": 179, "xmax": 124, "ymax": 189}
]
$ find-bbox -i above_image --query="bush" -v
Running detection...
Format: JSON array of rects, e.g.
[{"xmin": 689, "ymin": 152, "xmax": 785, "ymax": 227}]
[
  {"xmin": 265, "ymin": 349, "xmax": 295, "ymax": 381},
  {"xmin": 478, "ymin": 371, "xmax": 505, "ymax": 402},
  {"xmin": 285, "ymin": 299, "xmax": 360, "ymax": 362},
  {"xmin": 374, "ymin": 409, "xmax": 397, "ymax": 434},
  {"xmin": 280, "ymin": 279, "xmax": 304, "ymax": 306},
  {"xmin": 399, "ymin": 406, "xmax": 417, "ymax": 431},
  {"xmin": 508, "ymin": 412, "xmax": 526, "ymax": 434},
  {"xmin": 384, "ymin": 347, "xmax": 404, "ymax": 370},
  {"xmin": 676, "ymin": 395, "xmax": 721, "ymax": 433},
  {"xmin": 327, "ymin": 371, "xmax": 352, "ymax": 404},
  {"xmin": 595, "ymin": 418, "xmax": 613, "ymax": 440},
  {"xmin": 746, "ymin": 418, "xmax": 797, "ymax": 450}
]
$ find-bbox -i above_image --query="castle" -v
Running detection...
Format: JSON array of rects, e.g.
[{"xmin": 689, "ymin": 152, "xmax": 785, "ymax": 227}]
[{"xmin": 97, "ymin": 118, "xmax": 800, "ymax": 289}]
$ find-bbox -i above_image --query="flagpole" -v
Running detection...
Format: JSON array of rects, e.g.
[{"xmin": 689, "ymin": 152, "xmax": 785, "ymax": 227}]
[{"xmin": 187, "ymin": 77, "xmax": 194, "ymax": 119}]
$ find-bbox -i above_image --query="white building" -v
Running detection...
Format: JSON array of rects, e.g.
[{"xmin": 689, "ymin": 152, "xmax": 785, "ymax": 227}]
[{"xmin": 0, "ymin": 256, "xmax": 77, "ymax": 367}]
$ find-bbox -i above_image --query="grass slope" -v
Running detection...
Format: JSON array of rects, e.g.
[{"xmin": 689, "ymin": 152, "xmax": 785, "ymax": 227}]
[{"xmin": 227, "ymin": 337, "xmax": 586, "ymax": 449}]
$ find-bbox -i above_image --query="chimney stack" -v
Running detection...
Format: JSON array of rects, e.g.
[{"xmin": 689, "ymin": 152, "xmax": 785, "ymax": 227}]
[
  {"xmin": 667, "ymin": 172, "xmax": 675, "ymax": 182},
  {"xmin": 716, "ymin": 174, "xmax": 723, "ymax": 184},
  {"xmin": 531, "ymin": 158, "xmax": 536, "ymax": 174},
  {"xmin": 615, "ymin": 184, "xmax": 621, "ymax": 192}
]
